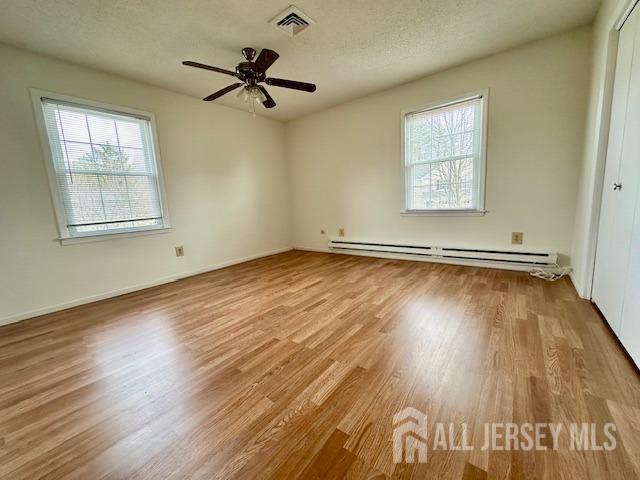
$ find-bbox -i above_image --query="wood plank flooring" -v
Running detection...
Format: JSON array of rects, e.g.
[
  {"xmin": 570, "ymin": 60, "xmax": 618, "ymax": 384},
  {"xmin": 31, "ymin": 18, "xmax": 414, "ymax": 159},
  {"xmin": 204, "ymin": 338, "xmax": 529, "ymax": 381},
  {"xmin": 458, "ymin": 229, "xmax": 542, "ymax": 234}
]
[{"xmin": 0, "ymin": 250, "xmax": 639, "ymax": 479}]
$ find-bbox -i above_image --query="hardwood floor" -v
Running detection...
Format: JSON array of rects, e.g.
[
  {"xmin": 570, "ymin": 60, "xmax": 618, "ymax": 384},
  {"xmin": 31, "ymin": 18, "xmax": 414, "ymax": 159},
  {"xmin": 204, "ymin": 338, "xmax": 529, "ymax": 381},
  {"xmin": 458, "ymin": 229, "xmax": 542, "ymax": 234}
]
[{"xmin": 1, "ymin": 250, "xmax": 639, "ymax": 479}]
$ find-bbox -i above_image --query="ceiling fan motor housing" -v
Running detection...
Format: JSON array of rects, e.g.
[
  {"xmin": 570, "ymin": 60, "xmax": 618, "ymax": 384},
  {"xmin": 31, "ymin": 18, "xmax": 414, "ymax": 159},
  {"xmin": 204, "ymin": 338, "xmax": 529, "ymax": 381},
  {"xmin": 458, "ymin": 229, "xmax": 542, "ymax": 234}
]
[{"xmin": 236, "ymin": 61, "xmax": 265, "ymax": 85}]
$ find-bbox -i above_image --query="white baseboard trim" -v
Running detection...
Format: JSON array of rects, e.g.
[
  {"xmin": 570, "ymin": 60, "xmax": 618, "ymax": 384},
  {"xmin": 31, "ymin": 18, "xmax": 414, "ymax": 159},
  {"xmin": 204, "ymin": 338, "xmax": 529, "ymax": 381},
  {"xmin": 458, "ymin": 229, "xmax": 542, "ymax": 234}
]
[
  {"xmin": 293, "ymin": 245, "xmax": 551, "ymax": 272},
  {"xmin": 0, "ymin": 246, "xmax": 292, "ymax": 327}
]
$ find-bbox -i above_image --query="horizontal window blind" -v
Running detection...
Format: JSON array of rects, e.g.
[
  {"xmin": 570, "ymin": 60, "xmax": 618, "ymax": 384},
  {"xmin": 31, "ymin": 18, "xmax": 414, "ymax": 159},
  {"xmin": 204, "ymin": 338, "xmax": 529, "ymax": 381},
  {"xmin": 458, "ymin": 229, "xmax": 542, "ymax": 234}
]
[
  {"xmin": 41, "ymin": 98, "xmax": 165, "ymax": 236},
  {"xmin": 404, "ymin": 96, "xmax": 483, "ymax": 211}
]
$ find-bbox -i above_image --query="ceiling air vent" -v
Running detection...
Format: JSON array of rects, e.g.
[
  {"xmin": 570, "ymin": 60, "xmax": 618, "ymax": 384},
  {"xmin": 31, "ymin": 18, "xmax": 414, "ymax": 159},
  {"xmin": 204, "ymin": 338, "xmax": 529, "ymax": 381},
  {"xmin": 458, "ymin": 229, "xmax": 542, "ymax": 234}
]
[{"xmin": 270, "ymin": 6, "xmax": 314, "ymax": 37}]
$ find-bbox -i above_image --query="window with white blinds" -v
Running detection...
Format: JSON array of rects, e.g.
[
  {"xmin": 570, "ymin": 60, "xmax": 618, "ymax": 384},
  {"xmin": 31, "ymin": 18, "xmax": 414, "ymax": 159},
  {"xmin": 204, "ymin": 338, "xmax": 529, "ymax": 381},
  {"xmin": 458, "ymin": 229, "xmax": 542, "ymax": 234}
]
[
  {"xmin": 37, "ymin": 94, "xmax": 169, "ymax": 239},
  {"xmin": 402, "ymin": 92, "xmax": 487, "ymax": 213}
]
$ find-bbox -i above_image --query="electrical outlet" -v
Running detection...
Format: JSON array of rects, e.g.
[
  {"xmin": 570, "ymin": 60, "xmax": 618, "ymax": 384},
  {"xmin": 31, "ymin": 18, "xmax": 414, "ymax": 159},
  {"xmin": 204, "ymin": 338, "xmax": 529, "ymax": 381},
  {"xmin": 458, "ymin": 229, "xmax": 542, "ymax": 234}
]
[
  {"xmin": 338, "ymin": 228, "xmax": 345, "ymax": 237},
  {"xmin": 175, "ymin": 246, "xmax": 184, "ymax": 257},
  {"xmin": 511, "ymin": 232, "xmax": 523, "ymax": 245}
]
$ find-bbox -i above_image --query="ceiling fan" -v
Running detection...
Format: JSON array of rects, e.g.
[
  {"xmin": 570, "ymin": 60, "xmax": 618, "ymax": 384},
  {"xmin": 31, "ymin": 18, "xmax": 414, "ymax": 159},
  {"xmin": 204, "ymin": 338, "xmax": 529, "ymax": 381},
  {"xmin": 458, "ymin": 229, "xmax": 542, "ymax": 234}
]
[{"xmin": 182, "ymin": 47, "xmax": 316, "ymax": 113}]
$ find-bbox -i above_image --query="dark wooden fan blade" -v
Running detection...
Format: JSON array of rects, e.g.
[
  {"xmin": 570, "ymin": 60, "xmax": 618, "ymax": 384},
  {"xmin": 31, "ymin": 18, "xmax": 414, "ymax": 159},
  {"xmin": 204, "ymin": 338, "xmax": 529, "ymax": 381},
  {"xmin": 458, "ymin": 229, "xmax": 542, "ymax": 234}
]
[
  {"xmin": 203, "ymin": 83, "xmax": 243, "ymax": 101},
  {"xmin": 182, "ymin": 61, "xmax": 237, "ymax": 77},
  {"xmin": 254, "ymin": 49, "xmax": 279, "ymax": 73},
  {"xmin": 265, "ymin": 77, "xmax": 316, "ymax": 92},
  {"xmin": 258, "ymin": 86, "xmax": 276, "ymax": 108}
]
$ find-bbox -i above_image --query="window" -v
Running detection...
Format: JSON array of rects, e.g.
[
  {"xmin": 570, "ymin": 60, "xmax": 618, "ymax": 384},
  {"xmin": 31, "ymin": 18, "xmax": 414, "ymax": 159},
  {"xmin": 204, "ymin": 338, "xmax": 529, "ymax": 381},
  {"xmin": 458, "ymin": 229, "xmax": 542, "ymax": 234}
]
[
  {"xmin": 33, "ymin": 91, "xmax": 170, "ymax": 241},
  {"xmin": 402, "ymin": 91, "xmax": 487, "ymax": 214}
]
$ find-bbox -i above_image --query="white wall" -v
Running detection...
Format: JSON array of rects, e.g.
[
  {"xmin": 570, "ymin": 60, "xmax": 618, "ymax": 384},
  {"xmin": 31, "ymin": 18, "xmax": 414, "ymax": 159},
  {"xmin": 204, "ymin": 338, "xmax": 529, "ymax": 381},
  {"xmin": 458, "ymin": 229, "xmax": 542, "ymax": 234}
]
[
  {"xmin": 0, "ymin": 43, "xmax": 291, "ymax": 324},
  {"xmin": 570, "ymin": 0, "xmax": 628, "ymax": 298},
  {"xmin": 0, "ymin": 23, "xmax": 599, "ymax": 324},
  {"xmin": 285, "ymin": 28, "xmax": 592, "ymax": 263}
]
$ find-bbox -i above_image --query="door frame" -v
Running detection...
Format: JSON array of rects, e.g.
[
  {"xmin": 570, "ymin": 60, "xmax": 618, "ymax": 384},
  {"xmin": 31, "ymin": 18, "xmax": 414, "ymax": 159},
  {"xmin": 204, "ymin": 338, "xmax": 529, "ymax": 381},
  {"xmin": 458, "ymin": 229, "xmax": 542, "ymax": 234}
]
[{"xmin": 583, "ymin": 0, "xmax": 640, "ymax": 300}]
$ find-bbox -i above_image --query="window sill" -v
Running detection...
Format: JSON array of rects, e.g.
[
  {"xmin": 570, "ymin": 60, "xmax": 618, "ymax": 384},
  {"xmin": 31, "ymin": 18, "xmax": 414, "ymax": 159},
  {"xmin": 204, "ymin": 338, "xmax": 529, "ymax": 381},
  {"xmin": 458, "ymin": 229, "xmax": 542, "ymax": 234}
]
[
  {"xmin": 58, "ymin": 227, "xmax": 173, "ymax": 245},
  {"xmin": 401, "ymin": 210, "xmax": 487, "ymax": 217}
]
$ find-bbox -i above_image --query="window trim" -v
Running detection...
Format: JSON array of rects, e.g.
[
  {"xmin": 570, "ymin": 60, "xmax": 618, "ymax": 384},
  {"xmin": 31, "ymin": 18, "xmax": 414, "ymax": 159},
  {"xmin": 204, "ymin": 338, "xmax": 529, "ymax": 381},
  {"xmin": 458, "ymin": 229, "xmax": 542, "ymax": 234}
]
[
  {"xmin": 30, "ymin": 89, "xmax": 171, "ymax": 243},
  {"xmin": 400, "ymin": 89, "xmax": 489, "ymax": 216}
]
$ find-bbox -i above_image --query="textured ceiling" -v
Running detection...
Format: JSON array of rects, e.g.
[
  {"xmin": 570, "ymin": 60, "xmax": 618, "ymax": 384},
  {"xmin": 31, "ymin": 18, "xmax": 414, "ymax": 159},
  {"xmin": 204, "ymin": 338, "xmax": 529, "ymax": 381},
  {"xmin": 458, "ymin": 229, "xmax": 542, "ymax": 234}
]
[{"xmin": 0, "ymin": 0, "xmax": 600, "ymax": 121}]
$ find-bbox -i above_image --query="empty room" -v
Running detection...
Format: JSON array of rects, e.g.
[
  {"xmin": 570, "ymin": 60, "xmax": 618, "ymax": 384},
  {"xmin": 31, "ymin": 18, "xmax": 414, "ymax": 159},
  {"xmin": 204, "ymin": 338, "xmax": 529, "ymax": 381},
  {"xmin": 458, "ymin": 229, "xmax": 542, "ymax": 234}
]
[{"xmin": 1, "ymin": 0, "xmax": 640, "ymax": 478}]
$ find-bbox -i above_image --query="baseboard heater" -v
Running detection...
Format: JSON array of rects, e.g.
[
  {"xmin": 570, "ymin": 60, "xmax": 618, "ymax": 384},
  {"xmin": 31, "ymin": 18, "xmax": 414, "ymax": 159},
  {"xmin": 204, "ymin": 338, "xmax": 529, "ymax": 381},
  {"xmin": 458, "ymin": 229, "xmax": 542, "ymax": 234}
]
[{"xmin": 327, "ymin": 240, "xmax": 558, "ymax": 269}]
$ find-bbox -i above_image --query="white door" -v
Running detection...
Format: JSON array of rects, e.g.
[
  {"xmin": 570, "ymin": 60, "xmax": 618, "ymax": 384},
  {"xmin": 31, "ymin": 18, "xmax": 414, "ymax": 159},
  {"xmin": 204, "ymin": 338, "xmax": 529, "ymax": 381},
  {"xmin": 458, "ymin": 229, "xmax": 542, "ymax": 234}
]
[
  {"xmin": 620, "ymin": 190, "xmax": 640, "ymax": 367},
  {"xmin": 592, "ymin": 5, "xmax": 640, "ymax": 336},
  {"xmin": 618, "ymin": 6, "xmax": 640, "ymax": 367}
]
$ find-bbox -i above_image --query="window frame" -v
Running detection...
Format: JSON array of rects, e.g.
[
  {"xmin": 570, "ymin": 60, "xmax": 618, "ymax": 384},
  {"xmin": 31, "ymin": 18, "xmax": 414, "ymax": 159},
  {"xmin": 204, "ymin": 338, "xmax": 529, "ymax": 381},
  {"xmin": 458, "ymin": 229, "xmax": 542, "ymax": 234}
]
[
  {"xmin": 30, "ymin": 89, "xmax": 171, "ymax": 244},
  {"xmin": 400, "ymin": 89, "xmax": 489, "ymax": 216}
]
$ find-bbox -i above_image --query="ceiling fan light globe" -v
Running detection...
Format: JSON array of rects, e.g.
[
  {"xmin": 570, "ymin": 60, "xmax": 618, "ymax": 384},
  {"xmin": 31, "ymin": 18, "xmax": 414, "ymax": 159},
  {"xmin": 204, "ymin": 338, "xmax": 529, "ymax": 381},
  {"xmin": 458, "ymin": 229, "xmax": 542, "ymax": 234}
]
[
  {"xmin": 237, "ymin": 86, "xmax": 250, "ymax": 103},
  {"xmin": 249, "ymin": 87, "xmax": 263, "ymax": 103}
]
